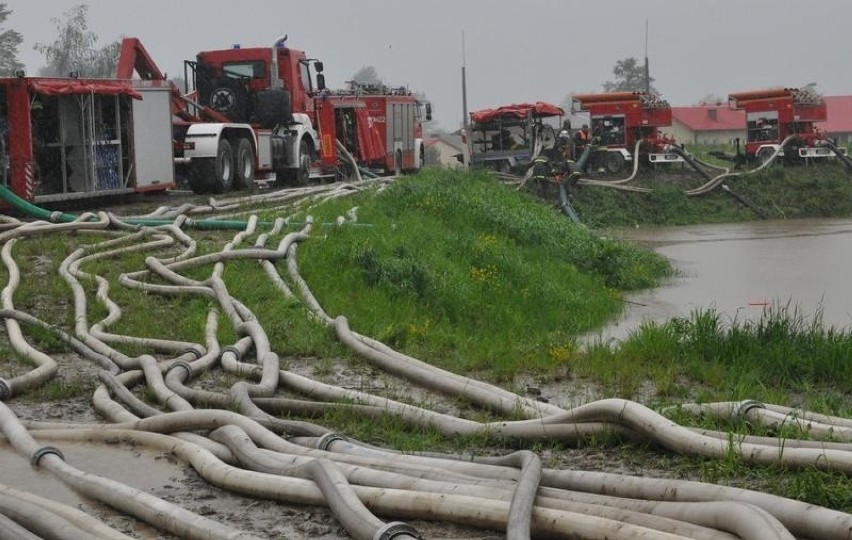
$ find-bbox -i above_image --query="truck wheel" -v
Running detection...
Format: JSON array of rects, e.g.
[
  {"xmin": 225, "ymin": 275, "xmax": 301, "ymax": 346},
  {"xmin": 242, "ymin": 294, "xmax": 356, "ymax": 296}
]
[
  {"xmin": 604, "ymin": 152, "xmax": 625, "ymax": 174},
  {"xmin": 336, "ymin": 159, "xmax": 354, "ymax": 182},
  {"xmin": 757, "ymin": 147, "xmax": 775, "ymax": 166},
  {"xmin": 233, "ymin": 138, "xmax": 255, "ymax": 190},
  {"xmin": 277, "ymin": 139, "xmax": 312, "ymax": 186},
  {"xmin": 190, "ymin": 139, "xmax": 234, "ymax": 194}
]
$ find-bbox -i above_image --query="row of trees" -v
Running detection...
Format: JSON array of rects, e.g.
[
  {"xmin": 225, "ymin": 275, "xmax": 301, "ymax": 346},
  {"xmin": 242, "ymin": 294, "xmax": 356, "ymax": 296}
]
[{"xmin": 1, "ymin": 3, "xmax": 118, "ymax": 78}]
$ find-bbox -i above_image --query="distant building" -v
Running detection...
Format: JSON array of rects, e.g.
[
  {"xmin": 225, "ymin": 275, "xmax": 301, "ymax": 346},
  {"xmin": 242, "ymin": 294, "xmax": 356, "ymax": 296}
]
[
  {"xmin": 424, "ymin": 134, "xmax": 466, "ymax": 169},
  {"xmin": 817, "ymin": 95, "xmax": 852, "ymax": 145},
  {"xmin": 670, "ymin": 105, "xmax": 745, "ymax": 146}
]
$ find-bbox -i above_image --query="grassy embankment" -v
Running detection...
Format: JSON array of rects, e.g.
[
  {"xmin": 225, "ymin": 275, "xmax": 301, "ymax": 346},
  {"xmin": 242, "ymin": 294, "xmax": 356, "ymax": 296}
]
[
  {"xmin": 288, "ymin": 166, "xmax": 852, "ymax": 510},
  {"xmin": 572, "ymin": 150, "xmax": 852, "ymax": 227},
  {"xmin": 3, "ymin": 165, "xmax": 852, "ymax": 510}
]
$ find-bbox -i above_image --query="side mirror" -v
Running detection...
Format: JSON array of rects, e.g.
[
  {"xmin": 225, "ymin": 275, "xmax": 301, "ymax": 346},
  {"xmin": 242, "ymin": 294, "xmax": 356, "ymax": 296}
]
[
  {"xmin": 316, "ymin": 73, "xmax": 326, "ymax": 91},
  {"xmin": 314, "ymin": 61, "xmax": 324, "ymax": 73},
  {"xmin": 425, "ymin": 102, "xmax": 432, "ymax": 121}
]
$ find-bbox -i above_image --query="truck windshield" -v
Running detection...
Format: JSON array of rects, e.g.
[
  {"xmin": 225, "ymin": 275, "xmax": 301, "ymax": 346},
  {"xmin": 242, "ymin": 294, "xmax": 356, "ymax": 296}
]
[{"xmin": 222, "ymin": 61, "xmax": 265, "ymax": 79}]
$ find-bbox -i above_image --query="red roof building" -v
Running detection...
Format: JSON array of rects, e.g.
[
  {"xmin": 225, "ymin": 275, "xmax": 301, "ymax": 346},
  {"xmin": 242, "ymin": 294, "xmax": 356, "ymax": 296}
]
[
  {"xmin": 817, "ymin": 95, "xmax": 852, "ymax": 144},
  {"xmin": 670, "ymin": 105, "xmax": 745, "ymax": 146}
]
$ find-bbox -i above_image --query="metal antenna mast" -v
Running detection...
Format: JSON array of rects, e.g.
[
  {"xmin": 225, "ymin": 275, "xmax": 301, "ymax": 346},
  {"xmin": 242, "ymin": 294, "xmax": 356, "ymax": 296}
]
[
  {"xmin": 461, "ymin": 32, "xmax": 469, "ymax": 133},
  {"xmin": 644, "ymin": 20, "xmax": 651, "ymax": 93}
]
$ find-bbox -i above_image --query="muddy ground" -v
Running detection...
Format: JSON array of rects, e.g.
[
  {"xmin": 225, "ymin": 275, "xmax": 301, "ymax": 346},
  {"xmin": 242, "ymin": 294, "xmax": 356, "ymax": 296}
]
[
  {"xmin": 0, "ymin": 187, "xmax": 710, "ymax": 539},
  {"xmin": 4, "ymin": 350, "xmax": 686, "ymax": 540}
]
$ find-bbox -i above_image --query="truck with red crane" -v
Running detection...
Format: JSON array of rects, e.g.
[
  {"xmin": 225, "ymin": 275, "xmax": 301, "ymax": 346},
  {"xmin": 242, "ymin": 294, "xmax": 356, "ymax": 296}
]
[
  {"xmin": 117, "ymin": 36, "xmax": 430, "ymax": 193},
  {"xmin": 570, "ymin": 91, "xmax": 682, "ymax": 174},
  {"xmin": 727, "ymin": 87, "xmax": 848, "ymax": 166}
]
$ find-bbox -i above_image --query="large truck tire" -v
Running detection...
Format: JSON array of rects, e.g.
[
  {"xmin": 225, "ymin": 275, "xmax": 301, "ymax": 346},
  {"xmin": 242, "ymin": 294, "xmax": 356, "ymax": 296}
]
[
  {"xmin": 276, "ymin": 139, "xmax": 311, "ymax": 186},
  {"xmin": 757, "ymin": 147, "xmax": 775, "ymax": 166},
  {"xmin": 233, "ymin": 138, "xmax": 255, "ymax": 190},
  {"xmin": 604, "ymin": 151, "xmax": 625, "ymax": 174},
  {"xmin": 189, "ymin": 139, "xmax": 234, "ymax": 194}
]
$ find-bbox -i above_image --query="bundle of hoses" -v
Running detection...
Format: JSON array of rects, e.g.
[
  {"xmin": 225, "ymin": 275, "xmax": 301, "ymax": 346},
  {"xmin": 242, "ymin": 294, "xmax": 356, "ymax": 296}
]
[{"xmin": 0, "ymin": 201, "xmax": 849, "ymax": 538}]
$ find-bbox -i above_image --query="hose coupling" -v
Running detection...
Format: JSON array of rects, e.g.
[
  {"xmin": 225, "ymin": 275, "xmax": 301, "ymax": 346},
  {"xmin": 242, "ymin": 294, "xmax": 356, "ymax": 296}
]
[
  {"xmin": 167, "ymin": 360, "xmax": 194, "ymax": 378},
  {"xmin": 48, "ymin": 211, "xmax": 64, "ymax": 223},
  {"xmin": 221, "ymin": 346, "xmax": 243, "ymax": 362},
  {"xmin": 31, "ymin": 446, "xmax": 64, "ymax": 466},
  {"xmin": 373, "ymin": 522, "xmax": 423, "ymax": 540},
  {"xmin": 0, "ymin": 378, "xmax": 10, "ymax": 400},
  {"xmin": 179, "ymin": 345, "xmax": 205, "ymax": 361},
  {"xmin": 317, "ymin": 432, "xmax": 347, "ymax": 451},
  {"xmin": 734, "ymin": 400, "xmax": 765, "ymax": 425}
]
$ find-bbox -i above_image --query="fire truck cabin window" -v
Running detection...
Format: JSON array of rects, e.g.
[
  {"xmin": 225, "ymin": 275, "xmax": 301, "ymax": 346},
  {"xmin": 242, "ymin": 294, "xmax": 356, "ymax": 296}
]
[{"xmin": 222, "ymin": 62, "xmax": 265, "ymax": 79}]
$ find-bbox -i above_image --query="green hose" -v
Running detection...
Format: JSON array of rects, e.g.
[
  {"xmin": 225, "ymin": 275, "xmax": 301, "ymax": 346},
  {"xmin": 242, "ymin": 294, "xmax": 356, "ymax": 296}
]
[{"xmin": 0, "ymin": 186, "xmax": 368, "ymax": 230}]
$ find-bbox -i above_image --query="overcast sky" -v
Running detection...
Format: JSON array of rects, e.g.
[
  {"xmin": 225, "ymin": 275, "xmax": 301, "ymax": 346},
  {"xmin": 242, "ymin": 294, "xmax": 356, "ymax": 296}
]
[{"xmin": 8, "ymin": 0, "xmax": 852, "ymax": 130}]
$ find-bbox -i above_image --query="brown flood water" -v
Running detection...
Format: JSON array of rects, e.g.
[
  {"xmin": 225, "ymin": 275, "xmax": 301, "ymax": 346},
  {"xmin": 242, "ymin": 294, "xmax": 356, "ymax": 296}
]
[{"xmin": 589, "ymin": 218, "xmax": 852, "ymax": 343}]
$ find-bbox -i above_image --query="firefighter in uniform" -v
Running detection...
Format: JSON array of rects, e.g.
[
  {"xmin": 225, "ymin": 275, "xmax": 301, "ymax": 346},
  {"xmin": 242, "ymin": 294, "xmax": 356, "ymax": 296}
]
[
  {"xmin": 530, "ymin": 155, "xmax": 555, "ymax": 199},
  {"xmin": 574, "ymin": 124, "xmax": 591, "ymax": 154}
]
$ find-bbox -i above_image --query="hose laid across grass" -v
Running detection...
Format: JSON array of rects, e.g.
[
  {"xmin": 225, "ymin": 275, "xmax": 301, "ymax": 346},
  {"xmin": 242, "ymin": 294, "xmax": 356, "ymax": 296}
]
[{"xmin": 1, "ymin": 190, "xmax": 852, "ymax": 538}]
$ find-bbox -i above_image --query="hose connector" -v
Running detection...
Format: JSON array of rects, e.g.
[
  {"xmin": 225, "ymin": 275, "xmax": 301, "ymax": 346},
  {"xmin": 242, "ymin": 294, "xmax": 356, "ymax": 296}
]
[
  {"xmin": 0, "ymin": 378, "xmax": 10, "ymax": 401},
  {"xmin": 221, "ymin": 346, "xmax": 243, "ymax": 362},
  {"xmin": 317, "ymin": 432, "xmax": 347, "ymax": 451},
  {"xmin": 166, "ymin": 360, "xmax": 194, "ymax": 378},
  {"xmin": 373, "ymin": 521, "xmax": 423, "ymax": 540},
  {"xmin": 48, "ymin": 211, "xmax": 64, "ymax": 223},
  {"xmin": 31, "ymin": 446, "xmax": 64, "ymax": 466},
  {"xmin": 179, "ymin": 345, "xmax": 204, "ymax": 361},
  {"xmin": 734, "ymin": 400, "xmax": 765, "ymax": 426}
]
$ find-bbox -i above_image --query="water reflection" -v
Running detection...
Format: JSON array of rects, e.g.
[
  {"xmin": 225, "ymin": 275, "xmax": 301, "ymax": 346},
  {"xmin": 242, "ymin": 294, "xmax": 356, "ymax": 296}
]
[{"xmin": 589, "ymin": 218, "xmax": 852, "ymax": 343}]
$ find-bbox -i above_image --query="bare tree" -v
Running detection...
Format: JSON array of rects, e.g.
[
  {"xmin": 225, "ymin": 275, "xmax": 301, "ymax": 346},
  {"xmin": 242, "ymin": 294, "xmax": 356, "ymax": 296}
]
[
  {"xmin": 33, "ymin": 4, "xmax": 119, "ymax": 78},
  {"xmin": 0, "ymin": 3, "xmax": 23, "ymax": 76}
]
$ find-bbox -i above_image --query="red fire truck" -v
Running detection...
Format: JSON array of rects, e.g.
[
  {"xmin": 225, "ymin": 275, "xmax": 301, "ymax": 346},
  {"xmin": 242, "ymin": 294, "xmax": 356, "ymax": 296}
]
[
  {"xmin": 118, "ymin": 36, "xmax": 430, "ymax": 193},
  {"xmin": 0, "ymin": 75, "xmax": 176, "ymax": 203},
  {"xmin": 571, "ymin": 91, "xmax": 681, "ymax": 173},
  {"xmin": 727, "ymin": 87, "xmax": 846, "ymax": 165},
  {"xmin": 313, "ymin": 81, "xmax": 428, "ymax": 178}
]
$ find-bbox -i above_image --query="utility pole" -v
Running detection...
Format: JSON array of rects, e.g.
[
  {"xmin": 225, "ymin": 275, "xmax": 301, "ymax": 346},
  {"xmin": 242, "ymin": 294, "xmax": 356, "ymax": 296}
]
[
  {"xmin": 461, "ymin": 32, "xmax": 469, "ymax": 133},
  {"xmin": 644, "ymin": 20, "xmax": 651, "ymax": 93},
  {"xmin": 461, "ymin": 32, "xmax": 470, "ymax": 168}
]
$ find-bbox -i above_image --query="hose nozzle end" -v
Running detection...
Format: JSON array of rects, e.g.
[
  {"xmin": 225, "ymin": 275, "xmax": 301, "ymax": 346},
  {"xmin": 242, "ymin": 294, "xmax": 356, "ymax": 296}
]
[{"xmin": 373, "ymin": 522, "xmax": 423, "ymax": 540}]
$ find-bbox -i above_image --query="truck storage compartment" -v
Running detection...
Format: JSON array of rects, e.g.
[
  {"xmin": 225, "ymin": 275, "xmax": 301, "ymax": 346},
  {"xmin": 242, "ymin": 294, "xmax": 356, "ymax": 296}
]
[{"xmin": 32, "ymin": 92, "xmax": 132, "ymax": 197}]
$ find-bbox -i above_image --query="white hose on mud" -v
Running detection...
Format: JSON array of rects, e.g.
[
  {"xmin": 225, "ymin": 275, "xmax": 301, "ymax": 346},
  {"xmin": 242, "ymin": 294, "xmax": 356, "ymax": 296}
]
[{"xmin": 0, "ymin": 194, "xmax": 851, "ymax": 539}]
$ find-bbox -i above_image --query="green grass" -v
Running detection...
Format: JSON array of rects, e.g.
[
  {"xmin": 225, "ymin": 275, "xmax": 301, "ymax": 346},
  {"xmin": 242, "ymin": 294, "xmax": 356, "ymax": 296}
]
[
  {"xmin": 571, "ymin": 159, "xmax": 852, "ymax": 227},
  {"xmin": 581, "ymin": 304, "xmax": 852, "ymax": 410},
  {"xmin": 2, "ymin": 166, "xmax": 852, "ymax": 511},
  {"xmin": 288, "ymin": 168, "xmax": 670, "ymax": 379}
]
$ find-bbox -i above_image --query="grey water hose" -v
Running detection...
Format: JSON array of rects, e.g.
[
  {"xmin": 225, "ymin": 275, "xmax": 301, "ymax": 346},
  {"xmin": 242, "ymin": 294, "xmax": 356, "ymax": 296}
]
[
  {"xmin": 0, "ymin": 402, "xmax": 261, "ymax": 540},
  {"xmin": 0, "ymin": 511, "xmax": 41, "ymax": 540},
  {"xmin": 0, "ymin": 240, "xmax": 58, "ymax": 400},
  {"xmin": 22, "ymin": 426, "xmax": 699, "ymax": 540},
  {"xmin": 673, "ymin": 400, "xmax": 852, "ymax": 440},
  {"xmin": 211, "ymin": 424, "xmax": 411, "ymax": 540},
  {"xmin": 0, "ymin": 483, "xmax": 134, "ymax": 540},
  {"xmin": 0, "ymin": 491, "xmax": 103, "ymax": 540},
  {"xmin": 3, "ymin": 184, "xmax": 852, "ymax": 539}
]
